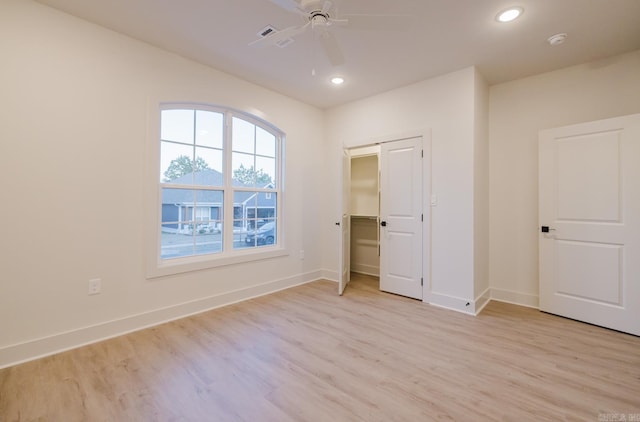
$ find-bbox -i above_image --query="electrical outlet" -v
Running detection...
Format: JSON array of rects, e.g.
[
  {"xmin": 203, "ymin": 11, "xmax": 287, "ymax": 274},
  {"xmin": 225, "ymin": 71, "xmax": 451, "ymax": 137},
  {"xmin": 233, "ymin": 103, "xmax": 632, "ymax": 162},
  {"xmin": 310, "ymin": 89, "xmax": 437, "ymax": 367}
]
[{"xmin": 88, "ymin": 278, "xmax": 101, "ymax": 295}]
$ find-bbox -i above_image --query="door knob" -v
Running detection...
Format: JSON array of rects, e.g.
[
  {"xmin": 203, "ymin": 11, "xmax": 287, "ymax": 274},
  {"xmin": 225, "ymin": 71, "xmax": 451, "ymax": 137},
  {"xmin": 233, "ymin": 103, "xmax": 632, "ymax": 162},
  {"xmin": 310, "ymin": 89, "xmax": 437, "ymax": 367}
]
[
  {"xmin": 541, "ymin": 226, "xmax": 555, "ymax": 233},
  {"xmin": 380, "ymin": 221, "xmax": 387, "ymax": 227}
]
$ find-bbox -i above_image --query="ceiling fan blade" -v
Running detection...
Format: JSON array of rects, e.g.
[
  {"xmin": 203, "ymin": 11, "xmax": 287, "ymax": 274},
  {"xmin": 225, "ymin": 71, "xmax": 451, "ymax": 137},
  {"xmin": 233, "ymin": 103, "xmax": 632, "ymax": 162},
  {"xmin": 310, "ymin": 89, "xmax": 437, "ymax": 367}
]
[
  {"xmin": 318, "ymin": 29, "xmax": 344, "ymax": 66},
  {"xmin": 269, "ymin": 0, "xmax": 307, "ymax": 16},
  {"xmin": 327, "ymin": 17, "xmax": 348, "ymax": 27},
  {"xmin": 341, "ymin": 14, "xmax": 413, "ymax": 31},
  {"xmin": 321, "ymin": 1, "xmax": 333, "ymax": 14},
  {"xmin": 249, "ymin": 22, "xmax": 310, "ymax": 47}
]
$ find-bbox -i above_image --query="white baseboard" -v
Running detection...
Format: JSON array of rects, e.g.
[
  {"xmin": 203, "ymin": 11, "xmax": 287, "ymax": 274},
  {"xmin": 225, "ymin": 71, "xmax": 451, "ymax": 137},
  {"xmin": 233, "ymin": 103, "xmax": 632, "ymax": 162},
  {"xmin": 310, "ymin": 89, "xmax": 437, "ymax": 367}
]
[
  {"xmin": 1, "ymin": 273, "xmax": 541, "ymax": 369},
  {"xmin": 350, "ymin": 264, "xmax": 380, "ymax": 277},
  {"xmin": 474, "ymin": 287, "xmax": 492, "ymax": 315},
  {"xmin": 426, "ymin": 288, "xmax": 490, "ymax": 316},
  {"xmin": 427, "ymin": 291, "xmax": 476, "ymax": 315},
  {"xmin": 322, "ymin": 268, "xmax": 339, "ymax": 283},
  {"xmin": 0, "ymin": 270, "xmax": 325, "ymax": 370},
  {"xmin": 490, "ymin": 287, "xmax": 539, "ymax": 309}
]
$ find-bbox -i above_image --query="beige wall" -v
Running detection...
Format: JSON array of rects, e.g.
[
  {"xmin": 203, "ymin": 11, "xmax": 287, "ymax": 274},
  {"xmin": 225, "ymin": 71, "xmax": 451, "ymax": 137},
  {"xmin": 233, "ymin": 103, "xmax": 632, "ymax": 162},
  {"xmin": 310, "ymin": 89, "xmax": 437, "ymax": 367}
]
[
  {"xmin": 0, "ymin": 0, "xmax": 325, "ymax": 367},
  {"xmin": 325, "ymin": 67, "xmax": 481, "ymax": 312},
  {"xmin": 489, "ymin": 50, "xmax": 640, "ymax": 306},
  {"xmin": 474, "ymin": 69, "xmax": 490, "ymax": 303}
]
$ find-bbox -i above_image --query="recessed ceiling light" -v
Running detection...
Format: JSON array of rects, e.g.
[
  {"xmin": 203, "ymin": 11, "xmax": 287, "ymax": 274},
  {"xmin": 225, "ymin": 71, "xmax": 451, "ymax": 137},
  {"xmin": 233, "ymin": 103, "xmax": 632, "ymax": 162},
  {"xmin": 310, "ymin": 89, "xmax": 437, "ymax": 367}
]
[
  {"xmin": 496, "ymin": 7, "xmax": 523, "ymax": 23},
  {"xmin": 331, "ymin": 77, "xmax": 345, "ymax": 85}
]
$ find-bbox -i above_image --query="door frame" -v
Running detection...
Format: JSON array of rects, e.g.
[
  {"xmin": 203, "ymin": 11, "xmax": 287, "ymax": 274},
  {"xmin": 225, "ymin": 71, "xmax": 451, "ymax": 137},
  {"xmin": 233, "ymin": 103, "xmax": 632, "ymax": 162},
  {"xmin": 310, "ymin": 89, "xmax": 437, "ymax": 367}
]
[{"xmin": 339, "ymin": 130, "xmax": 432, "ymax": 302}]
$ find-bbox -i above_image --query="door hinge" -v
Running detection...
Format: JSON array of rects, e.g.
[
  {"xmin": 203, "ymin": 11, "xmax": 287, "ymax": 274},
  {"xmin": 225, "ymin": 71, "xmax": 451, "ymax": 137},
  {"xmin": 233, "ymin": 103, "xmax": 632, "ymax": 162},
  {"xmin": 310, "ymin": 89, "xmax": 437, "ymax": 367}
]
[
  {"xmin": 421, "ymin": 213, "xmax": 423, "ymax": 222},
  {"xmin": 421, "ymin": 149, "xmax": 423, "ymax": 158},
  {"xmin": 421, "ymin": 277, "xmax": 423, "ymax": 286}
]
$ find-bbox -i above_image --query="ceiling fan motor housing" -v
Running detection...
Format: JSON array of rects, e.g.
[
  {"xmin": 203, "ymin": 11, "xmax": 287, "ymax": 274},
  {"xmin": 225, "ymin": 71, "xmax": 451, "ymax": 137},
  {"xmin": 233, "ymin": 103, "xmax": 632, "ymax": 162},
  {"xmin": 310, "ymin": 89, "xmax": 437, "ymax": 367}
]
[{"xmin": 311, "ymin": 13, "xmax": 330, "ymax": 28}]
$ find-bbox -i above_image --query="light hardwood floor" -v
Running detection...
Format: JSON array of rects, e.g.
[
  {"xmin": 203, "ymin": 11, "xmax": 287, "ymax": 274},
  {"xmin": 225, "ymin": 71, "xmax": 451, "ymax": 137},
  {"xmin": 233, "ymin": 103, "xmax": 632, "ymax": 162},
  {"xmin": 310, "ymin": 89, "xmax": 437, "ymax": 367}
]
[{"xmin": 1, "ymin": 273, "xmax": 639, "ymax": 421}]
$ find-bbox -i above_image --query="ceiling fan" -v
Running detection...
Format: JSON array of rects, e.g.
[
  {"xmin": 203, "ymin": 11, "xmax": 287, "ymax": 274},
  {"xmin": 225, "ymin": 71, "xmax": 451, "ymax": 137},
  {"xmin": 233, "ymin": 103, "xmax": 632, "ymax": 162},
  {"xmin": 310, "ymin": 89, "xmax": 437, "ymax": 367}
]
[{"xmin": 249, "ymin": 0, "xmax": 407, "ymax": 67}]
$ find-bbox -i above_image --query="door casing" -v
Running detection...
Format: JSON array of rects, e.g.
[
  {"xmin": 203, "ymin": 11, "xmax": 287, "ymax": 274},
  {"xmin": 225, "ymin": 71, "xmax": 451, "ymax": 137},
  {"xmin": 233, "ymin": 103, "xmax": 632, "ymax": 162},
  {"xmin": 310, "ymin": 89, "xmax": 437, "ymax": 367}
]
[{"xmin": 339, "ymin": 131, "xmax": 431, "ymax": 301}]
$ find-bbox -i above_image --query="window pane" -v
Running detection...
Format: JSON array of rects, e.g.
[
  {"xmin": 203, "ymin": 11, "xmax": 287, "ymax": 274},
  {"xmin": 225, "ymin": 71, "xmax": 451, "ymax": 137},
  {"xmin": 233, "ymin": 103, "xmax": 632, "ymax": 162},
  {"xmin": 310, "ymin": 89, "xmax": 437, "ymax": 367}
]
[
  {"xmin": 194, "ymin": 189, "xmax": 223, "ymax": 246},
  {"xmin": 256, "ymin": 127, "xmax": 275, "ymax": 158},
  {"xmin": 258, "ymin": 192, "xmax": 276, "ymax": 219},
  {"xmin": 161, "ymin": 220, "xmax": 223, "ymax": 258},
  {"xmin": 194, "ymin": 232, "xmax": 222, "ymax": 256},
  {"xmin": 233, "ymin": 190, "xmax": 254, "ymax": 226},
  {"xmin": 161, "ymin": 188, "xmax": 194, "ymax": 222},
  {"xmin": 232, "ymin": 117, "xmax": 255, "ymax": 154},
  {"xmin": 192, "ymin": 192, "xmax": 222, "ymax": 256},
  {"xmin": 255, "ymin": 156, "xmax": 276, "ymax": 188},
  {"xmin": 195, "ymin": 110, "xmax": 223, "ymax": 148},
  {"xmin": 161, "ymin": 191, "xmax": 213, "ymax": 222},
  {"xmin": 233, "ymin": 191, "xmax": 276, "ymax": 250},
  {"xmin": 195, "ymin": 189, "xmax": 223, "ymax": 217},
  {"xmin": 161, "ymin": 142, "xmax": 194, "ymax": 184},
  {"xmin": 195, "ymin": 147, "xmax": 223, "ymax": 186},
  {"xmin": 232, "ymin": 152, "xmax": 256, "ymax": 187},
  {"xmin": 161, "ymin": 109, "xmax": 194, "ymax": 144},
  {"xmin": 238, "ymin": 219, "xmax": 276, "ymax": 250},
  {"xmin": 161, "ymin": 223, "xmax": 195, "ymax": 259},
  {"xmin": 161, "ymin": 188, "xmax": 224, "ymax": 259}
]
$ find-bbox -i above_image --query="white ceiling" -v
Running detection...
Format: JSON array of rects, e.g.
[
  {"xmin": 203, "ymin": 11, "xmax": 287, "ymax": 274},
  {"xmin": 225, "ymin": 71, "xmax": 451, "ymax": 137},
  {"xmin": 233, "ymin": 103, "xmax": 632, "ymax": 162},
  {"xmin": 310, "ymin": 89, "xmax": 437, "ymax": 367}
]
[{"xmin": 36, "ymin": 0, "xmax": 640, "ymax": 109}]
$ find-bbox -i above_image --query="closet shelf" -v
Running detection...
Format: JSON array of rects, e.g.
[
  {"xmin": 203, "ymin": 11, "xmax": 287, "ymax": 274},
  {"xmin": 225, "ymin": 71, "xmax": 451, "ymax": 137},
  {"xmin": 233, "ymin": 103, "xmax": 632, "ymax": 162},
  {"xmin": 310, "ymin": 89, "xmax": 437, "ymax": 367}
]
[
  {"xmin": 354, "ymin": 239, "xmax": 378, "ymax": 247},
  {"xmin": 351, "ymin": 215, "xmax": 378, "ymax": 220}
]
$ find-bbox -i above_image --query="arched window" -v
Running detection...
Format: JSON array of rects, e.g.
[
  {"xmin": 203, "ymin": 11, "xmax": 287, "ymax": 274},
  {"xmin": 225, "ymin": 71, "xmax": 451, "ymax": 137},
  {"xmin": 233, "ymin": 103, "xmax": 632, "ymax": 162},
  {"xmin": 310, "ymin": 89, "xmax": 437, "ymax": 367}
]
[{"xmin": 149, "ymin": 103, "xmax": 284, "ymax": 276}]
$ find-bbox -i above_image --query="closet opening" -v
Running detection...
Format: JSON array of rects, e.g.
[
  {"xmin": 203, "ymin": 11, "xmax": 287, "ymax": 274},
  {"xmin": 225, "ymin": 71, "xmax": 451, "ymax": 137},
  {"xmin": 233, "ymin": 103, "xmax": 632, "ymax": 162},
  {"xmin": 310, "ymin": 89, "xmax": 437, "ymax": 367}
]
[
  {"xmin": 340, "ymin": 135, "xmax": 426, "ymax": 300},
  {"xmin": 349, "ymin": 146, "xmax": 380, "ymax": 286}
]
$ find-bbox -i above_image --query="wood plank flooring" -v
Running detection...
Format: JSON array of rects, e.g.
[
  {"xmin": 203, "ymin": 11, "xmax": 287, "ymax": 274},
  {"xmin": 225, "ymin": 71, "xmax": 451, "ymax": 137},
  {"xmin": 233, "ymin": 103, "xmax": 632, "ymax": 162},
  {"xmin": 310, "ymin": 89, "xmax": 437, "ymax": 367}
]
[{"xmin": 1, "ymin": 273, "xmax": 639, "ymax": 421}]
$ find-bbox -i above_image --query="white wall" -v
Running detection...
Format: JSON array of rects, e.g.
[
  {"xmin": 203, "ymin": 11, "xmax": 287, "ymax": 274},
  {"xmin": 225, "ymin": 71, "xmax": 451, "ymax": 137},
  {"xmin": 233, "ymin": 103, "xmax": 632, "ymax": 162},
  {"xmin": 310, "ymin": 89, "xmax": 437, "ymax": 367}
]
[
  {"xmin": 489, "ymin": 50, "xmax": 640, "ymax": 307},
  {"xmin": 324, "ymin": 67, "xmax": 480, "ymax": 312},
  {"xmin": 0, "ymin": 0, "xmax": 325, "ymax": 368},
  {"xmin": 473, "ymin": 69, "xmax": 490, "ymax": 307}
]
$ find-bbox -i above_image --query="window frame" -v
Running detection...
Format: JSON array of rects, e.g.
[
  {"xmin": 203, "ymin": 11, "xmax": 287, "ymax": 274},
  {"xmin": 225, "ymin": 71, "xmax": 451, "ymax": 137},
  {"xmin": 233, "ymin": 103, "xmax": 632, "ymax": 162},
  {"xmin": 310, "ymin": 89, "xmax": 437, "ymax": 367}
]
[{"xmin": 146, "ymin": 102, "xmax": 287, "ymax": 278}]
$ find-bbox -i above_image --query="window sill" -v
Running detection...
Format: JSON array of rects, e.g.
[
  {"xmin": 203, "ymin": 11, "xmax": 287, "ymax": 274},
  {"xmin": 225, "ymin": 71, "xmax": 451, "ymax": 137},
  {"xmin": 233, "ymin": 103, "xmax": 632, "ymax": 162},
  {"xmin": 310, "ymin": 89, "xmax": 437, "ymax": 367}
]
[{"xmin": 146, "ymin": 247, "xmax": 289, "ymax": 279}]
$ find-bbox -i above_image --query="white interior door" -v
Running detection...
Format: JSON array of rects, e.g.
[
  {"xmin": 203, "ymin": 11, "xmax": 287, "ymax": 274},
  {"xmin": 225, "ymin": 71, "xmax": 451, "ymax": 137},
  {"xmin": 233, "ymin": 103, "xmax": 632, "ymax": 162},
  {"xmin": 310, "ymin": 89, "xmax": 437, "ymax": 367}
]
[
  {"xmin": 380, "ymin": 137, "xmax": 423, "ymax": 299},
  {"xmin": 338, "ymin": 148, "xmax": 351, "ymax": 295},
  {"xmin": 539, "ymin": 114, "xmax": 640, "ymax": 336}
]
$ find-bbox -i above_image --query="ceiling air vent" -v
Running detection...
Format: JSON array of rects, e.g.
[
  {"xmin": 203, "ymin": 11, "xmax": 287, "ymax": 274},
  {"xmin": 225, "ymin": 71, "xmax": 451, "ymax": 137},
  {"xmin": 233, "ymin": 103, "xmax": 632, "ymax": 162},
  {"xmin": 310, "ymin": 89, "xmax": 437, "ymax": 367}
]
[
  {"xmin": 258, "ymin": 25, "xmax": 277, "ymax": 38},
  {"xmin": 256, "ymin": 25, "xmax": 294, "ymax": 48}
]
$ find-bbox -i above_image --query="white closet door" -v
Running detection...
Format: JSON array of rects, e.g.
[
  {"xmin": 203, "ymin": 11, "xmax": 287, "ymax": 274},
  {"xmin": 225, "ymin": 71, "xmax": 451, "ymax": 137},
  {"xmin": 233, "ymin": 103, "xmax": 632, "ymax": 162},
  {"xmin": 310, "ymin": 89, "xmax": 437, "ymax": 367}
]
[
  {"xmin": 379, "ymin": 137, "xmax": 423, "ymax": 299},
  {"xmin": 339, "ymin": 149, "xmax": 351, "ymax": 295}
]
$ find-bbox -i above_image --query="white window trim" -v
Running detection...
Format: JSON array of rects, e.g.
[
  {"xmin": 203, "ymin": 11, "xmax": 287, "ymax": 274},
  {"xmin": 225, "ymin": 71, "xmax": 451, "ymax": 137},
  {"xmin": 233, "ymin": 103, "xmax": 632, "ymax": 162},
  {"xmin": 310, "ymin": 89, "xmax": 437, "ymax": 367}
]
[{"xmin": 145, "ymin": 102, "xmax": 287, "ymax": 279}]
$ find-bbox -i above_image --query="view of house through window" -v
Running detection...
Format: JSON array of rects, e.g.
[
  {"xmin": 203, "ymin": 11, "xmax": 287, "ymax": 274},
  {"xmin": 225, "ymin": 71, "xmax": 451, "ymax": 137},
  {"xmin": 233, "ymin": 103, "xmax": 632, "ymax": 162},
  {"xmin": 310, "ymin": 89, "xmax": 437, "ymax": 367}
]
[{"xmin": 159, "ymin": 106, "xmax": 280, "ymax": 260}]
